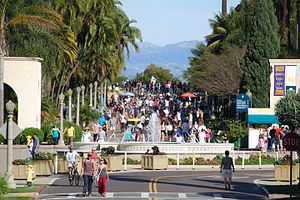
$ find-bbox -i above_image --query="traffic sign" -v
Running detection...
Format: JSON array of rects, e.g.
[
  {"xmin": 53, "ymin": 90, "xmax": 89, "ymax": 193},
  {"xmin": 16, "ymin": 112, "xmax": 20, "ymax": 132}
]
[
  {"xmin": 283, "ymin": 132, "xmax": 298, "ymax": 151},
  {"xmin": 0, "ymin": 121, "xmax": 22, "ymax": 139}
]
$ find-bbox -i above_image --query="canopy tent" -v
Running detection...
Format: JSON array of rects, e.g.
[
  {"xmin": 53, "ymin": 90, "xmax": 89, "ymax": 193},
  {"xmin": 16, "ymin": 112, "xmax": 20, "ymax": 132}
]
[
  {"xmin": 120, "ymin": 92, "xmax": 135, "ymax": 97},
  {"xmin": 181, "ymin": 92, "xmax": 196, "ymax": 98},
  {"xmin": 248, "ymin": 108, "xmax": 280, "ymax": 124}
]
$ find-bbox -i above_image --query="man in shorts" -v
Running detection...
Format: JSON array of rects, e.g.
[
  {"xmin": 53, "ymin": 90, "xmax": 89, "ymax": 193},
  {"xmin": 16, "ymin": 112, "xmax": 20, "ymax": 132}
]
[
  {"xmin": 220, "ymin": 150, "xmax": 235, "ymax": 190},
  {"xmin": 66, "ymin": 146, "xmax": 80, "ymax": 178}
]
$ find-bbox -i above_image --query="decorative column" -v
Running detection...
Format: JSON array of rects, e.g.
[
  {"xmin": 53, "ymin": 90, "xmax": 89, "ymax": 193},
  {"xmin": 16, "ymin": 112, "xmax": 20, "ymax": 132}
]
[
  {"xmin": 76, "ymin": 87, "xmax": 81, "ymax": 125},
  {"xmin": 89, "ymin": 83, "xmax": 93, "ymax": 107},
  {"xmin": 100, "ymin": 82, "xmax": 104, "ymax": 105},
  {"xmin": 67, "ymin": 89, "xmax": 73, "ymax": 122},
  {"xmin": 58, "ymin": 94, "xmax": 65, "ymax": 146},
  {"xmin": 81, "ymin": 85, "xmax": 85, "ymax": 106},
  {"xmin": 6, "ymin": 100, "xmax": 16, "ymax": 188},
  {"xmin": 94, "ymin": 81, "xmax": 98, "ymax": 108}
]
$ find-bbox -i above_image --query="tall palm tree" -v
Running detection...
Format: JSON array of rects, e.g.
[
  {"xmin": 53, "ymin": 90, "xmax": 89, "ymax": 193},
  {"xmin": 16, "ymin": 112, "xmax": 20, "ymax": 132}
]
[
  {"xmin": 205, "ymin": 14, "xmax": 229, "ymax": 53},
  {"xmin": 222, "ymin": 0, "xmax": 227, "ymax": 15},
  {"xmin": 0, "ymin": 0, "xmax": 62, "ymax": 124}
]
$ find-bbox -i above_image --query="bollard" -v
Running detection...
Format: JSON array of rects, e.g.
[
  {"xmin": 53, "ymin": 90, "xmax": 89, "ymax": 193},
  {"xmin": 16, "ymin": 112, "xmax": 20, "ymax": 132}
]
[
  {"xmin": 242, "ymin": 151, "xmax": 245, "ymax": 169},
  {"xmin": 55, "ymin": 155, "xmax": 58, "ymax": 175},
  {"xmin": 176, "ymin": 153, "xmax": 180, "ymax": 170},
  {"xmin": 124, "ymin": 152, "xmax": 127, "ymax": 171},
  {"xmin": 259, "ymin": 151, "xmax": 262, "ymax": 169},
  {"xmin": 276, "ymin": 151, "xmax": 279, "ymax": 161},
  {"xmin": 192, "ymin": 152, "xmax": 195, "ymax": 170}
]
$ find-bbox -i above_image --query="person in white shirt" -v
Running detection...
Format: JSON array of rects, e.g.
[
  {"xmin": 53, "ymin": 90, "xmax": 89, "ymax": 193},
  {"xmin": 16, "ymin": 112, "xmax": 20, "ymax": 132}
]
[
  {"xmin": 97, "ymin": 126, "xmax": 106, "ymax": 143},
  {"xmin": 199, "ymin": 128, "xmax": 207, "ymax": 143},
  {"xmin": 66, "ymin": 146, "xmax": 80, "ymax": 177},
  {"xmin": 81, "ymin": 127, "xmax": 92, "ymax": 143}
]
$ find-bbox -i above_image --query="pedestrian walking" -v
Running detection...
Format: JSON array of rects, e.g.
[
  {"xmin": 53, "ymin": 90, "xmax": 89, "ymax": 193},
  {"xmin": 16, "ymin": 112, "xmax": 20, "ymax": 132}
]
[
  {"xmin": 220, "ymin": 150, "xmax": 235, "ymax": 190},
  {"xmin": 81, "ymin": 152, "xmax": 96, "ymax": 197},
  {"xmin": 51, "ymin": 125, "xmax": 60, "ymax": 145},
  {"xmin": 97, "ymin": 158, "xmax": 109, "ymax": 197},
  {"xmin": 32, "ymin": 133, "xmax": 40, "ymax": 158},
  {"xmin": 64, "ymin": 123, "xmax": 75, "ymax": 145}
]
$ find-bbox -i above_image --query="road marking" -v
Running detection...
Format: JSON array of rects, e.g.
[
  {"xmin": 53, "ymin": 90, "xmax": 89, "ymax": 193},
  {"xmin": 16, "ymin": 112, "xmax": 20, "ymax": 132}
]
[
  {"xmin": 141, "ymin": 192, "xmax": 149, "ymax": 198},
  {"xmin": 213, "ymin": 194, "xmax": 223, "ymax": 199},
  {"xmin": 153, "ymin": 177, "xmax": 161, "ymax": 193},
  {"xmin": 178, "ymin": 193, "xmax": 187, "ymax": 198},
  {"xmin": 149, "ymin": 178, "xmax": 154, "ymax": 193},
  {"xmin": 106, "ymin": 193, "xmax": 114, "ymax": 197}
]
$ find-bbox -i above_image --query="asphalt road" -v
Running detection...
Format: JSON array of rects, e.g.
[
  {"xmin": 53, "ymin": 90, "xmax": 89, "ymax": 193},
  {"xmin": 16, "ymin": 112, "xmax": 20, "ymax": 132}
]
[{"xmin": 38, "ymin": 169, "xmax": 272, "ymax": 200}]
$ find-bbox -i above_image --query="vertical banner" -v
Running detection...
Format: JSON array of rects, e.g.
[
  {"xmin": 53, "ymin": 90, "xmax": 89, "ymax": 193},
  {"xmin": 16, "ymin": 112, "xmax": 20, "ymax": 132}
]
[
  {"xmin": 274, "ymin": 65, "xmax": 285, "ymax": 96},
  {"xmin": 286, "ymin": 65, "xmax": 297, "ymax": 93}
]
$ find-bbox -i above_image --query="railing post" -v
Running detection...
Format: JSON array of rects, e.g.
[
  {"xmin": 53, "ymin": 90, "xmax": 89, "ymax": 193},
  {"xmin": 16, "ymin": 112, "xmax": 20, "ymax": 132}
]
[
  {"xmin": 242, "ymin": 151, "xmax": 245, "ymax": 169},
  {"xmin": 55, "ymin": 155, "xmax": 58, "ymax": 174},
  {"xmin": 232, "ymin": 150, "xmax": 235, "ymax": 166},
  {"xmin": 176, "ymin": 153, "xmax": 180, "ymax": 170},
  {"xmin": 259, "ymin": 151, "xmax": 262, "ymax": 169},
  {"xmin": 124, "ymin": 152, "xmax": 127, "ymax": 171}
]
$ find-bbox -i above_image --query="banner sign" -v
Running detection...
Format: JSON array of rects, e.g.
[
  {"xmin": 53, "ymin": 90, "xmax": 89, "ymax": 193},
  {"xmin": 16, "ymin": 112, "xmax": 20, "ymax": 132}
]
[
  {"xmin": 274, "ymin": 65, "xmax": 285, "ymax": 96},
  {"xmin": 236, "ymin": 93, "xmax": 250, "ymax": 113}
]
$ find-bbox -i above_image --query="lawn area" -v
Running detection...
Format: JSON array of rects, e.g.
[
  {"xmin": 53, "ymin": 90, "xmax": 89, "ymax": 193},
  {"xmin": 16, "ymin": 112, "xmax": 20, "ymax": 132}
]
[{"xmin": 9, "ymin": 185, "xmax": 38, "ymax": 193}]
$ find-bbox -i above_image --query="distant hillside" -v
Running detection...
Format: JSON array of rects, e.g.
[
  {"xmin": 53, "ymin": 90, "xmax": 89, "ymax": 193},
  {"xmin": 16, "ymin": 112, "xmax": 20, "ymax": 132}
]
[{"xmin": 122, "ymin": 40, "xmax": 199, "ymax": 79}]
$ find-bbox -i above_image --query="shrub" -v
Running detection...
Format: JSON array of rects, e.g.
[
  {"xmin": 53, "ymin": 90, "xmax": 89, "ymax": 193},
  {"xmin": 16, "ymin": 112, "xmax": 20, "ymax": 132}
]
[
  {"xmin": 41, "ymin": 122, "xmax": 53, "ymax": 144},
  {"xmin": 126, "ymin": 158, "xmax": 140, "ymax": 165},
  {"xmin": 80, "ymin": 105, "xmax": 100, "ymax": 126},
  {"xmin": 101, "ymin": 146, "xmax": 115, "ymax": 156},
  {"xmin": 0, "ymin": 177, "xmax": 9, "ymax": 196},
  {"xmin": 33, "ymin": 152, "xmax": 55, "ymax": 160},
  {"xmin": 15, "ymin": 127, "xmax": 44, "ymax": 144},
  {"xmin": 168, "ymin": 158, "xmax": 177, "ymax": 165}
]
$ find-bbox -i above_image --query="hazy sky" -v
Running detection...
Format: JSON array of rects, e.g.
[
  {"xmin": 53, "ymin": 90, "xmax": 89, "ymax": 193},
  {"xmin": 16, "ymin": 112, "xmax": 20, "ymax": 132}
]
[{"xmin": 122, "ymin": 0, "xmax": 241, "ymax": 46}]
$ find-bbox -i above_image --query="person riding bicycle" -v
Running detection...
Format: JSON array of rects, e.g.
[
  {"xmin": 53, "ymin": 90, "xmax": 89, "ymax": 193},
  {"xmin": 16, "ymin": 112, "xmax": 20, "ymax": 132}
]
[{"xmin": 66, "ymin": 146, "xmax": 80, "ymax": 179}]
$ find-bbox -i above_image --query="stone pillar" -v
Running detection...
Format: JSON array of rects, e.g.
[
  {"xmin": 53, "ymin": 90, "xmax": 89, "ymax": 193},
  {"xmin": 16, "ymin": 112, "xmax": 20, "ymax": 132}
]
[
  {"xmin": 76, "ymin": 87, "xmax": 81, "ymax": 125},
  {"xmin": 5, "ymin": 100, "xmax": 16, "ymax": 188},
  {"xmin": 94, "ymin": 81, "xmax": 98, "ymax": 108},
  {"xmin": 58, "ymin": 94, "xmax": 65, "ymax": 146},
  {"xmin": 67, "ymin": 89, "xmax": 72, "ymax": 122},
  {"xmin": 81, "ymin": 85, "xmax": 85, "ymax": 106},
  {"xmin": 89, "ymin": 83, "xmax": 93, "ymax": 107}
]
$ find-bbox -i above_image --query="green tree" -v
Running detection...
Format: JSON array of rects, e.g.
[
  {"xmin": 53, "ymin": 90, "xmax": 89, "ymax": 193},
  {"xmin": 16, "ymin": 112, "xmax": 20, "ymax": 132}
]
[
  {"xmin": 275, "ymin": 92, "xmax": 300, "ymax": 129},
  {"xmin": 0, "ymin": 0, "xmax": 62, "ymax": 124},
  {"xmin": 185, "ymin": 44, "xmax": 245, "ymax": 95},
  {"xmin": 135, "ymin": 64, "xmax": 173, "ymax": 83},
  {"xmin": 239, "ymin": 0, "xmax": 280, "ymax": 107}
]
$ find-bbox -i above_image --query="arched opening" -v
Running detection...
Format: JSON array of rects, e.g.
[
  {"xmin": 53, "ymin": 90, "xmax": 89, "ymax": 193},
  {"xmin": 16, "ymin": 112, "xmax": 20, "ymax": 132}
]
[{"xmin": 4, "ymin": 83, "xmax": 18, "ymax": 123}]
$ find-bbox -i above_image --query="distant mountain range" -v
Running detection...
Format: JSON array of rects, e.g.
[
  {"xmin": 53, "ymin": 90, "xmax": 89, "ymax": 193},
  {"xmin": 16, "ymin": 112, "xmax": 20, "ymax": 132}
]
[{"xmin": 122, "ymin": 40, "xmax": 199, "ymax": 78}]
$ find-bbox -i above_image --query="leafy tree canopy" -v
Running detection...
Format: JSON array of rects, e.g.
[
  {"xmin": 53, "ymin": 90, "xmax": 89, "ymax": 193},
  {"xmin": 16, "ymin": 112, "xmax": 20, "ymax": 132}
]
[
  {"xmin": 135, "ymin": 64, "xmax": 173, "ymax": 83},
  {"xmin": 184, "ymin": 44, "xmax": 245, "ymax": 96},
  {"xmin": 275, "ymin": 92, "xmax": 300, "ymax": 129}
]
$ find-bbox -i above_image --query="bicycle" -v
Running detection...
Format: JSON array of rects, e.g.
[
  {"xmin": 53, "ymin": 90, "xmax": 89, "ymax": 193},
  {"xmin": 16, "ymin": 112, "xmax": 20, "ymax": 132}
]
[{"xmin": 69, "ymin": 161, "xmax": 80, "ymax": 186}]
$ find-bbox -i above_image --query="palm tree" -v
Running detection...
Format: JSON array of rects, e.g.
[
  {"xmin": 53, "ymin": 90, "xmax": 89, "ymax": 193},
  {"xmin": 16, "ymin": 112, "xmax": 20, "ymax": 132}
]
[
  {"xmin": 0, "ymin": 0, "xmax": 62, "ymax": 124},
  {"xmin": 205, "ymin": 14, "xmax": 229, "ymax": 53},
  {"xmin": 222, "ymin": 0, "xmax": 227, "ymax": 15}
]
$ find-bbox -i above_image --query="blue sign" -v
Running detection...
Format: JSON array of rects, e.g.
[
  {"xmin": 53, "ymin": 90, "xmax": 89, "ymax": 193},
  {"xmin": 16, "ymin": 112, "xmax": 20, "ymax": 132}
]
[{"xmin": 236, "ymin": 93, "xmax": 250, "ymax": 113}]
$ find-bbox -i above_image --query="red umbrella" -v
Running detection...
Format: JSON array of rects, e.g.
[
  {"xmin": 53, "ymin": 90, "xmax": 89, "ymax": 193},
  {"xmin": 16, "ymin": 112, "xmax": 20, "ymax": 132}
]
[{"xmin": 181, "ymin": 92, "xmax": 196, "ymax": 98}]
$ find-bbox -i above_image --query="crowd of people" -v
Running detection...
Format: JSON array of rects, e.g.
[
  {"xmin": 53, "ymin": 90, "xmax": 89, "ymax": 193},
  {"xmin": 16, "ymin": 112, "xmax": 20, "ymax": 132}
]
[{"xmin": 85, "ymin": 80, "xmax": 217, "ymax": 144}]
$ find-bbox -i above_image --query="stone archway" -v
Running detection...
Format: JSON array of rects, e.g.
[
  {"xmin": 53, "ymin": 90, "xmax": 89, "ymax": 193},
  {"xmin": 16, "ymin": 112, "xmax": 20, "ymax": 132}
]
[{"xmin": 4, "ymin": 57, "xmax": 42, "ymax": 129}]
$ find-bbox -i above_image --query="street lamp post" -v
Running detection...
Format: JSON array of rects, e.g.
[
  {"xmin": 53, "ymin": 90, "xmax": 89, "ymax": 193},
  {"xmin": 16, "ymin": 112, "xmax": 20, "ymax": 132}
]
[
  {"xmin": 81, "ymin": 85, "xmax": 85, "ymax": 106},
  {"xmin": 67, "ymin": 89, "xmax": 72, "ymax": 122},
  {"xmin": 6, "ymin": 100, "xmax": 16, "ymax": 188},
  {"xmin": 58, "ymin": 94, "xmax": 65, "ymax": 146},
  {"xmin": 94, "ymin": 81, "xmax": 98, "ymax": 108},
  {"xmin": 89, "ymin": 83, "xmax": 93, "ymax": 107},
  {"xmin": 76, "ymin": 87, "xmax": 81, "ymax": 125}
]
